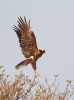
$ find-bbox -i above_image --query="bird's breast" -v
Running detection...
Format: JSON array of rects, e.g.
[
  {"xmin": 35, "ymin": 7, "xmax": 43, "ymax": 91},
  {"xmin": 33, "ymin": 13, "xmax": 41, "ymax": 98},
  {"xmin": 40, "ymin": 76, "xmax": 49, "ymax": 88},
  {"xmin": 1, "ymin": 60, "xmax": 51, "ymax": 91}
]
[{"xmin": 34, "ymin": 51, "xmax": 41, "ymax": 61}]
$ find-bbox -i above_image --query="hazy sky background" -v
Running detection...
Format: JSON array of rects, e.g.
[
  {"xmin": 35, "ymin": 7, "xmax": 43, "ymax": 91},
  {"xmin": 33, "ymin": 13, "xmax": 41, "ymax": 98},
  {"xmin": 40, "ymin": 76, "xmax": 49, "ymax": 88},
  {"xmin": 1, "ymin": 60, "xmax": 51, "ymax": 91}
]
[{"xmin": 0, "ymin": 0, "xmax": 74, "ymax": 92}]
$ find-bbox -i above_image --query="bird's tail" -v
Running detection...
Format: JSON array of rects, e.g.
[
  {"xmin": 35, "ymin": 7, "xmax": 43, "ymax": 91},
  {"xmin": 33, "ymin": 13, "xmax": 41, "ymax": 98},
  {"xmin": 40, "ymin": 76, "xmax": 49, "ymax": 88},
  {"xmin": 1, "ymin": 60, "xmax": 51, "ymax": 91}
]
[{"xmin": 15, "ymin": 59, "xmax": 30, "ymax": 69}]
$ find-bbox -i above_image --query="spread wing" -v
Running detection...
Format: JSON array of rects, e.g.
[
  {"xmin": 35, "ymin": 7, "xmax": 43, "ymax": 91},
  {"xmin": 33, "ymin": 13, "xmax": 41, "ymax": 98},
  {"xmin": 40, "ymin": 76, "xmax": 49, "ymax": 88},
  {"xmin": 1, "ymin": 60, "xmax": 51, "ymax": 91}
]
[
  {"xmin": 13, "ymin": 25, "xmax": 21, "ymax": 43},
  {"xmin": 13, "ymin": 16, "xmax": 38, "ymax": 58}
]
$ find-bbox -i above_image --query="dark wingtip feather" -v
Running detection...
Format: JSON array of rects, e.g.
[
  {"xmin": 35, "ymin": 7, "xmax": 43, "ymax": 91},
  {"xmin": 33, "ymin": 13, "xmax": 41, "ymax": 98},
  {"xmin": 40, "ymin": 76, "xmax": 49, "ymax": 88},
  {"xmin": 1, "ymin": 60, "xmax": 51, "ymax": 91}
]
[
  {"xmin": 24, "ymin": 16, "xmax": 27, "ymax": 24},
  {"xmin": 28, "ymin": 20, "xmax": 30, "ymax": 27},
  {"xmin": 12, "ymin": 25, "xmax": 19, "ymax": 32}
]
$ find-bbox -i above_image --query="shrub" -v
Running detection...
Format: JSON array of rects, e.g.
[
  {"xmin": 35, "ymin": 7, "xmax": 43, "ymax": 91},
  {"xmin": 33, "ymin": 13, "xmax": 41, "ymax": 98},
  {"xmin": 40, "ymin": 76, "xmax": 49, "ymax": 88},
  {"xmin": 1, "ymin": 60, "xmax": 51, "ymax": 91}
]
[{"xmin": 0, "ymin": 67, "xmax": 74, "ymax": 100}]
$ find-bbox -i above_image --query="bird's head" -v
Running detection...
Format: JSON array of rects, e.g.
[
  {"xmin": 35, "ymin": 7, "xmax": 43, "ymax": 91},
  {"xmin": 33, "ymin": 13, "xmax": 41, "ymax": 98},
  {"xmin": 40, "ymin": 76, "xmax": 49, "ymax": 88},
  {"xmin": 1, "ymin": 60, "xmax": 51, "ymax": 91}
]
[{"xmin": 39, "ymin": 49, "xmax": 45, "ymax": 54}]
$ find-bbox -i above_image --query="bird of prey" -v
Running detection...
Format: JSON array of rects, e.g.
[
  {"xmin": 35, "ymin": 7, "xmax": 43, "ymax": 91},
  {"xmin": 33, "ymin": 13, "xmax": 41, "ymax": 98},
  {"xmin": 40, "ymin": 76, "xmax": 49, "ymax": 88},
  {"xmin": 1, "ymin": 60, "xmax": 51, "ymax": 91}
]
[{"xmin": 13, "ymin": 16, "xmax": 45, "ymax": 78}]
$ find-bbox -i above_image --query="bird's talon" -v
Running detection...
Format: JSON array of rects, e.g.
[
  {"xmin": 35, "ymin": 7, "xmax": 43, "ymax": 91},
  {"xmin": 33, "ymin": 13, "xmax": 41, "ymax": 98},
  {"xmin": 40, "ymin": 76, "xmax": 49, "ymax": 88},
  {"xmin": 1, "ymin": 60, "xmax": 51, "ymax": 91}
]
[{"xmin": 34, "ymin": 70, "xmax": 40, "ymax": 78}]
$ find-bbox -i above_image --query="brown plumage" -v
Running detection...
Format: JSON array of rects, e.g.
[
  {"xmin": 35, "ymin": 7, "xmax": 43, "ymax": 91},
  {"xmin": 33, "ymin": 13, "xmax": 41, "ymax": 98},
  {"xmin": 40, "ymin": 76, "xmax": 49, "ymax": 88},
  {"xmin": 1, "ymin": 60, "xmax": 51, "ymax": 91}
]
[{"xmin": 13, "ymin": 16, "xmax": 45, "ymax": 78}]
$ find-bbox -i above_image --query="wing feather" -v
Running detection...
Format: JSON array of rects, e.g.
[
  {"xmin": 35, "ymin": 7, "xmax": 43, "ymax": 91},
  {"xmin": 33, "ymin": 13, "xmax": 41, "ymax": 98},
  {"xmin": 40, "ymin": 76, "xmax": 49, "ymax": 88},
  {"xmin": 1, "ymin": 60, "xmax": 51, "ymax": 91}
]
[
  {"xmin": 13, "ymin": 16, "xmax": 38, "ymax": 58},
  {"xmin": 13, "ymin": 25, "xmax": 21, "ymax": 43}
]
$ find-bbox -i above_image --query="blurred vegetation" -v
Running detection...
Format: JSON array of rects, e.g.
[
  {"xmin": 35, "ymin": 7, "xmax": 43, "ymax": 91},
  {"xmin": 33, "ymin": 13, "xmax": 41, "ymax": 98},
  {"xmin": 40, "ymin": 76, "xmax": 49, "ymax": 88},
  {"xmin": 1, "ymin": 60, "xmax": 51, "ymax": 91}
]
[{"xmin": 0, "ymin": 66, "xmax": 74, "ymax": 100}]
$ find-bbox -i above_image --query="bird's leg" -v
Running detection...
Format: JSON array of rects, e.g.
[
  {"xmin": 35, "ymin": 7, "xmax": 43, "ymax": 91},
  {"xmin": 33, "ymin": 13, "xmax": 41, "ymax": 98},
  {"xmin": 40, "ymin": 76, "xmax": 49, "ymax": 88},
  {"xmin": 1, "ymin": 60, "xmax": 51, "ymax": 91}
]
[
  {"xmin": 34, "ymin": 69, "xmax": 40, "ymax": 78},
  {"xmin": 36, "ymin": 70, "xmax": 40, "ymax": 76},
  {"xmin": 34, "ymin": 71, "xmax": 37, "ymax": 78}
]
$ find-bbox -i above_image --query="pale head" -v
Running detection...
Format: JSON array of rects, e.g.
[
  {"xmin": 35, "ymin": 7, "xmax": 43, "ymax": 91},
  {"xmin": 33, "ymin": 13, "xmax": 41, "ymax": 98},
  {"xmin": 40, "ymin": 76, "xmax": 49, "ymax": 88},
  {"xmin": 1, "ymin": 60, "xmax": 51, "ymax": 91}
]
[
  {"xmin": 41, "ymin": 49, "xmax": 45, "ymax": 53},
  {"xmin": 39, "ymin": 49, "xmax": 45, "ymax": 54}
]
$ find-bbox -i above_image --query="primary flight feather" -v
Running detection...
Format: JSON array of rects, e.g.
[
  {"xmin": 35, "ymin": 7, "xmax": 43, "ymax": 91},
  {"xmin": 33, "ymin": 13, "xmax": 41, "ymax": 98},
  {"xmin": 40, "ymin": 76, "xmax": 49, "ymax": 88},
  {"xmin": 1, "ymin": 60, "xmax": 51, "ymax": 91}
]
[{"xmin": 13, "ymin": 16, "xmax": 45, "ymax": 78}]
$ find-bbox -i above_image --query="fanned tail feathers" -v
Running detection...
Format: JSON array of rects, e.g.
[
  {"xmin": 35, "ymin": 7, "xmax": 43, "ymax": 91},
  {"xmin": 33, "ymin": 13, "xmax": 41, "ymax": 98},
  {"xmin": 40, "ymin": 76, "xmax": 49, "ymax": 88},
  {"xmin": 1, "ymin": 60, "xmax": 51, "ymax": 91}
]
[{"xmin": 15, "ymin": 59, "xmax": 30, "ymax": 69}]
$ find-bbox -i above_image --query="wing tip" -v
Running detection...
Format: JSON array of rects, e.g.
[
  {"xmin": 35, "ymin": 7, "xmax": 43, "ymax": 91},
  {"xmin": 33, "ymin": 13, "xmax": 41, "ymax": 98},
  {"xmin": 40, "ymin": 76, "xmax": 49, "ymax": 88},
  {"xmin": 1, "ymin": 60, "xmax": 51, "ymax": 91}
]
[
  {"xmin": 12, "ymin": 25, "xmax": 20, "ymax": 32},
  {"xmin": 17, "ymin": 16, "xmax": 31, "ymax": 28}
]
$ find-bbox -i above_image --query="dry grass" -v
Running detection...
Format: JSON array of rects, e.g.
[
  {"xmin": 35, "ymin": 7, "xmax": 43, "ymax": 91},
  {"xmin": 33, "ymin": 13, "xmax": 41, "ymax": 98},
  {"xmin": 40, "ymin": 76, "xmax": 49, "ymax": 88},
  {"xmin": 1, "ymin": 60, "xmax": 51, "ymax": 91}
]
[{"xmin": 0, "ymin": 67, "xmax": 74, "ymax": 100}]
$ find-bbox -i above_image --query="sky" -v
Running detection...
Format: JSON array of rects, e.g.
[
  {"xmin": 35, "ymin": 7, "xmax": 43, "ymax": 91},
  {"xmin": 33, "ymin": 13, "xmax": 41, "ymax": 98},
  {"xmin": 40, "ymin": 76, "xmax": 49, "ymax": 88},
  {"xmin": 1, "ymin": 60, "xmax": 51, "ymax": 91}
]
[{"xmin": 0, "ymin": 0, "xmax": 74, "ymax": 92}]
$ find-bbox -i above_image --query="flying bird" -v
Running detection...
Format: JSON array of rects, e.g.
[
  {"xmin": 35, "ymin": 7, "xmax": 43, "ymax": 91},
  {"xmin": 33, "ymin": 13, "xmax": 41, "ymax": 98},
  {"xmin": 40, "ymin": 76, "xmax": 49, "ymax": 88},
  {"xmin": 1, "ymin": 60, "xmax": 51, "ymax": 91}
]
[{"xmin": 13, "ymin": 16, "xmax": 45, "ymax": 78}]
